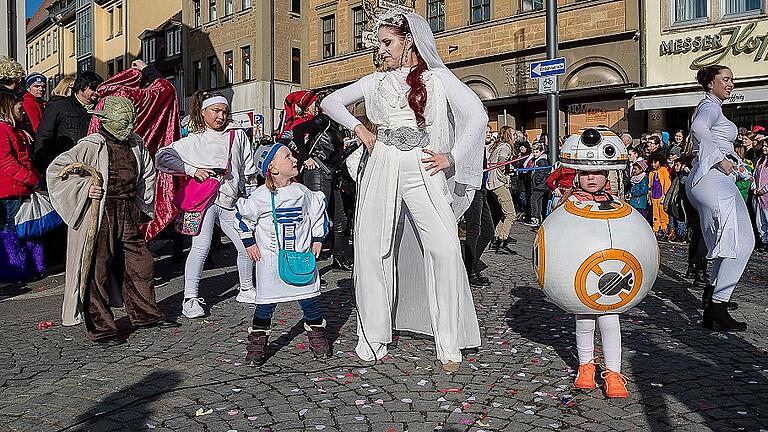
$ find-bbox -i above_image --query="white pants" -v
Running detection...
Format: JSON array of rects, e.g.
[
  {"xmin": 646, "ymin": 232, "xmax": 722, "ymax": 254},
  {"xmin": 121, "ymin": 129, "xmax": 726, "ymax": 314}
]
[
  {"xmin": 687, "ymin": 169, "xmax": 755, "ymax": 302},
  {"xmin": 354, "ymin": 145, "xmax": 477, "ymax": 364},
  {"xmin": 575, "ymin": 314, "xmax": 622, "ymax": 372},
  {"xmin": 184, "ymin": 204, "xmax": 254, "ymax": 298}
]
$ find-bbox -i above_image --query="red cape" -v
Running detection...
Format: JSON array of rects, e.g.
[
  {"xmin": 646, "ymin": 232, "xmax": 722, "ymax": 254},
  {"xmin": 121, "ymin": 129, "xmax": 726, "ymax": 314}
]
[{"xmin": 88, "ymin": 68, "xmax": 180, "ymax": 240}]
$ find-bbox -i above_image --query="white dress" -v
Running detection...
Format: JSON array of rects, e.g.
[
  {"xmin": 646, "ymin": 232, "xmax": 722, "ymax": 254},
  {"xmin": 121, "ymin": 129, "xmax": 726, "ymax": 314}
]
[
  {"xmin": 685, "ymin": 93, "xmax": 754, "ymax": 301},
  {"xmin": 322, "ymin": 69, "xmax": 482, "ymax": 364},
  {"xmin": 234, "ymin": 183, "xmax": 328, "ymax": 304}
]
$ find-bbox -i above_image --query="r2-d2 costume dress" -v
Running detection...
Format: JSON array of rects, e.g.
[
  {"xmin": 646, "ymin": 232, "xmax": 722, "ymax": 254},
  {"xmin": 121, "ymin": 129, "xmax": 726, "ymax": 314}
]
[
  {"xmin": 235, "ymin": 183, "xmax": 328, "ymax": 304},
  {"xmin": 321, "ymin": 13, "xmax": 485, "ymax": 365}
]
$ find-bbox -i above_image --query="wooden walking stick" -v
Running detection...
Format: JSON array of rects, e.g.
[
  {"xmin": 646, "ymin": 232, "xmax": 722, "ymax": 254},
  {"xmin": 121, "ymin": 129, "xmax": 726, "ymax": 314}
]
[{"xmin": 58, "ymin": 162, "xmax": 104, "ymax": 303}]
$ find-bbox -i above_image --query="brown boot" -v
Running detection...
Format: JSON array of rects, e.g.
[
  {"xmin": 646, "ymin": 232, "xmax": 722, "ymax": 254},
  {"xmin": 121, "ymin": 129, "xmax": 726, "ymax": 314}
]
[
  {"xmin": 304, "ymin": 319, "xmax": 331, "ymax": 359},
  {"xmin": 245, "ymin": 327, "xmax": 270, "ymax": 366}
]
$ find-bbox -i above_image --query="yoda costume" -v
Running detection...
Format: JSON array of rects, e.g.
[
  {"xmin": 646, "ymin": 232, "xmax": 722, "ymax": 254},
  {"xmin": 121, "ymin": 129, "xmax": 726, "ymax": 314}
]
[{"xmin": 47, "ymin": 96, "xmax": 163, "ymax": 340}]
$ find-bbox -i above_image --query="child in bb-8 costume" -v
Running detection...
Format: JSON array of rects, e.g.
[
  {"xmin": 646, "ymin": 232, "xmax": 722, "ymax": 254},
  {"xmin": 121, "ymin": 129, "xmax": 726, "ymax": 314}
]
[
  {"xmin": 534, "ymin": 128, "xmax": 659, "ymax": 399},
  {"xmin": 570, "ymin": 170, "xmax": 628, "ymax": 397}
]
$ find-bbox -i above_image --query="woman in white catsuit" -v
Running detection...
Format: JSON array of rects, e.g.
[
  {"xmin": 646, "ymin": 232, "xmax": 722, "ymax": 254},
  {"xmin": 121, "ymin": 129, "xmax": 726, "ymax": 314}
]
[
  {"xmin": 321, "ymin": 12, "xmax": 485, "ymax": 372},
  {"xmin": 686, "ymin": 65, "xmax": 754, "ymax": 331}
]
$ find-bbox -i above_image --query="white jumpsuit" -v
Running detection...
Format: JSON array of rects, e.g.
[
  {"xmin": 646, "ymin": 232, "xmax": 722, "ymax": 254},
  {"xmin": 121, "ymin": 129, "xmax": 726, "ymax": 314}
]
[{"xmin": 322, "ymin": 69, "xmax": 482, "ymax": 364}]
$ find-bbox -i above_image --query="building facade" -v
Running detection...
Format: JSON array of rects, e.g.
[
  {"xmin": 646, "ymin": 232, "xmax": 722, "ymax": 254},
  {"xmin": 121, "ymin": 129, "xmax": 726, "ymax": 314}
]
[
  {"xmin": 181, "ymin": 0, "xmax": 309, "ymax": 134},
  {"xmin": 630, "ymin": 0, "xmax": 768, "ymax": 132},
  {"xmin": 1, "ymin": 0, "xmax": 26, "ymax": 67},
  {"xmin": 26, "ymin": 0, "xmax": 181, "ymax": 86},
  {"xmin": 308, "ymin": 0, "xmax": 642, "ymax": 137}
]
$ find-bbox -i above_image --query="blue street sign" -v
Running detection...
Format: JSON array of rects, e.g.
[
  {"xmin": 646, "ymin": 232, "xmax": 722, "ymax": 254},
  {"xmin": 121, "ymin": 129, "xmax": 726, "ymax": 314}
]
[{"xmin": 530, "ymin": 57, "xmax": 567, "ymax": 79}]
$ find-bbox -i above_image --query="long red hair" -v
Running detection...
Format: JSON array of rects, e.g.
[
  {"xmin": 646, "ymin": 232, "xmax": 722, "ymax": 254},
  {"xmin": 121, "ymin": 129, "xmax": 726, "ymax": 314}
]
[{"xmin": 382, "ymin": 19, "xmax": 428, "ymax": 129}]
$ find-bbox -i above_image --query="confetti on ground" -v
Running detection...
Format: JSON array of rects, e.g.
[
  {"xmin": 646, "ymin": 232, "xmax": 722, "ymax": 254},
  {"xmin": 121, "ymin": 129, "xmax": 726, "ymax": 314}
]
[{"xmin": 195, "ymin": 408, "xmax": 213, "ymax": 417}]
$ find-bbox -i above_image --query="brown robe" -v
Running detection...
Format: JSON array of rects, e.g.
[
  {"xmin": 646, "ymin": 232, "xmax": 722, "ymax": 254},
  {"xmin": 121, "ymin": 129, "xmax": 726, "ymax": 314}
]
[{"xmin": 46, "ymin": 133, "xmax": 155, "ymax": 327}]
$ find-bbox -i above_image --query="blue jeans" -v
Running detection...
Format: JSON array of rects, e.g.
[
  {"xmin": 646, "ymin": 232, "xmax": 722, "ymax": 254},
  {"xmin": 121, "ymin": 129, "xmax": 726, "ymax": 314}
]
[
  {"xmin": 252, "ymin": 296, "xmax": 323, "ymax": 329},
  {"xmin": 0, "ymin": 199, "xmax": 21, "ymax": 232}
]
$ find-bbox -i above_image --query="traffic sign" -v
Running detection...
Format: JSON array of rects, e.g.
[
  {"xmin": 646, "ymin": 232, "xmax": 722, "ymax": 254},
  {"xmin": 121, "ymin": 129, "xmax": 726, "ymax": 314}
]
[
  {"xmin": 530, "ymin": 57, "xmax": 566, "ymax": 79},
  {"xmin": 538, "ymin": 76, "xmax": 558, "ymax": 94}
]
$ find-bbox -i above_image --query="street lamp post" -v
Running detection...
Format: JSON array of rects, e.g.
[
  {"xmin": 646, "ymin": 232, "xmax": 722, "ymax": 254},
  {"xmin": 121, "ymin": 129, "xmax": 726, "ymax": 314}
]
[{"xmin": 545, "ymin": 0, "xmax": 559, "ymax": 163}]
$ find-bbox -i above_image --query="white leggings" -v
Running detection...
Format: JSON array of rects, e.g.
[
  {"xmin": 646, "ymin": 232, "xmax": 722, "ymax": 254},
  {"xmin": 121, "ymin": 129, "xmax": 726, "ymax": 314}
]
[
  {"xmin": 575, "ymin": 314, "xmax": 622, "ymax": 372},
  {"xmin": 184, "ymin": 204, "xmax": 254, "ymax": 298}
]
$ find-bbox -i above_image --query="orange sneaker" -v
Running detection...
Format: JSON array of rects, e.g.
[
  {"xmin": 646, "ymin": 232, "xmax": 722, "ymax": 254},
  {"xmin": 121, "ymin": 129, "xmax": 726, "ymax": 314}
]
[
  {"xmin": 574, "ymin": 362, "xmax": 597, "ymax": 389},
  {"xmin": 602, "ymin": 370, "xmax": 629, "ymax": 398}
]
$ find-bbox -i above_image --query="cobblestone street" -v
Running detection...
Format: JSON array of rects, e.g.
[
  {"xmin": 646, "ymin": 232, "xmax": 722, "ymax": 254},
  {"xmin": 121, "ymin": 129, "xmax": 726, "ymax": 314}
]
[{"xmin": 1, "ymin": 225, "xmax": 767, "ymax": 432}]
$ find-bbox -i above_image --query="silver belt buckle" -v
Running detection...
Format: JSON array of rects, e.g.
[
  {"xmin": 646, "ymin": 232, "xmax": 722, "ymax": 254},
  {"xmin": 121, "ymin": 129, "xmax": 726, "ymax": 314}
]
[{"xmin": 381, "ymin": 127, "xmax": 429, "ymax": 151}]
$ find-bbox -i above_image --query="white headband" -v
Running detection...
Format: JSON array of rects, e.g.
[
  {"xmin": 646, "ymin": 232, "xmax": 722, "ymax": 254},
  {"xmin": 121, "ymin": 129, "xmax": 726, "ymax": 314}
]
[{"xmin": 202, "ymin": 96, "xmax": 229, "ymax": 110}]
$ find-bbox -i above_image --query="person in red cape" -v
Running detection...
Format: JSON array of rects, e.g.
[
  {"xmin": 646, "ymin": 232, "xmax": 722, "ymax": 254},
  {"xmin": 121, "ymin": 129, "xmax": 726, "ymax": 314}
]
[{"xmin": 88, "ymin": 60, "xmax": 180, "ymax": 240}]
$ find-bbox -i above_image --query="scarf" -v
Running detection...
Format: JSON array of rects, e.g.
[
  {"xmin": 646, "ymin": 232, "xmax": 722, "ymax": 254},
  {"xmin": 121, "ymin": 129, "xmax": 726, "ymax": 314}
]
[{"xmin": 630, "ymin": 171, "xmax": 646, "ymax": 185}]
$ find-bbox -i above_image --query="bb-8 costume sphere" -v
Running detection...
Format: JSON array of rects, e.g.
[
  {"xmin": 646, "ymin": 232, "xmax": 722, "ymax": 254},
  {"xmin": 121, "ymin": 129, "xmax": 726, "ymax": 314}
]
[{"xmin": 532, "ymin": 127, "xmax": 659, "ymax": 314}]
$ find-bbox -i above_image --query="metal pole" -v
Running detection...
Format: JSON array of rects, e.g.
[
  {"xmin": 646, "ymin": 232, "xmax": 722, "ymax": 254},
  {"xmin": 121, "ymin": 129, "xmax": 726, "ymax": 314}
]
[
  {"xmin": 545, "ymin": 0, "xmax": 558, "ymax": 163},
  {"xmin": 270, "ymin": 0, "xmax": 276, "ymax": 132}
]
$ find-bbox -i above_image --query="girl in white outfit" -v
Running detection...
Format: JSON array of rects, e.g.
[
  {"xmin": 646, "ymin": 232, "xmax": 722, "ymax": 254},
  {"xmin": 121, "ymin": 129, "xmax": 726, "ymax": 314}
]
[
  {"xmin": 686, "ymin": 65, "xmax": 754, "ymax": 331},
  {"xmin": 321, "ymin": 12, "xmax": 484, "ymax": 372},
  {"xmin": 155, "ymin": 91, "xmax": 257, "ymax": 318}
]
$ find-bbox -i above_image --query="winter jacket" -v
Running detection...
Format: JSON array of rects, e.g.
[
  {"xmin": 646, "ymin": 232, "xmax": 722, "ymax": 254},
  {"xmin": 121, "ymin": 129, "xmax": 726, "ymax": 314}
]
[
  {"xmin": 663, "ymin": 173, "xmax": 687, "ymax": 220},
  {"xmin": 32, "ymin": 94, "xmax": 93, "ymax": 173},
  {"xmin": 531, "ymin": 155, "xmax": 550, "ymax": 190},
  {"xmin": 0, "ymin": 121, "xmax": 40, "ymax": 199},
  {"xmin": 628, "ymin": 174, "xmax": 649, "ymax": 210},
  {"xmin": 648, "ymin": 167, "xmax": 671, "ymax": 201},
  {"xmin": 22, "ymin": 92, "xmax": 46, "ymax": 134},
  {"xmin": 486, "ymin": 141, "xmax": 513, "ymax": 190}
]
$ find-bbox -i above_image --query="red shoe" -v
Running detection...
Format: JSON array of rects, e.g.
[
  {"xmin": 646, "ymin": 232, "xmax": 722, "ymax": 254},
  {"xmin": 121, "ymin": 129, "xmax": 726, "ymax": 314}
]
[
  {"xmin": 602, "ymin": 370, "xmax": 629, "ymax": 398},
  {"xmin": 574, "ymin": 362, "xmax": 597, "ymax": 389}
]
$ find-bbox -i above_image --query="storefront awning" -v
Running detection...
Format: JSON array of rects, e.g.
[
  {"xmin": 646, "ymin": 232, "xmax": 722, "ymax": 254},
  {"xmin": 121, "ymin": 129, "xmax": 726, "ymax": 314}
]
[{"xmin": 632, "ymin": 85, "xmax": 768, "ymax": 111}]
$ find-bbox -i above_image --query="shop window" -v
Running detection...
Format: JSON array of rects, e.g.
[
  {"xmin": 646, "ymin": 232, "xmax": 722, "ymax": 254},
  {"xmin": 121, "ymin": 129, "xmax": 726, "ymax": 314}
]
[
  {"xmin": 674, "ymin": 0, "xmax": 707, "ymax": 22},
  {"xmin": 723, "ymin": 0, "xmax": 762, "ymax": 15},
  {"xmin": 116, "ymin": 57, "xmax": 124, "ymax": 72},
  {"xmin": 428, "ymin": 0, "xmax": 445, "ymax": 33},
  {"xmin": 322, "ymin": 15, "xmax": 335, "ymax": 58},
  {"xmin": 242, "ymin": 46, "xmax": 251, "ymax": 81},
  {"xmin": 291, "ymin": 47, "xmax": 301, "ymax": 84},
  {"xmin": 470, "ymin": 0, "xmax": 491, "ymax": 24},
  {"xmin": 353, "ymin": 7, "xmax": 366, "ymax": 51},
  {"xmin": 108, "ymin": 60, "xmax": 115, "ymax": 77},
  {"xmin": 521, "ymin": 0, "xmax": 543, "ymax": 12}
]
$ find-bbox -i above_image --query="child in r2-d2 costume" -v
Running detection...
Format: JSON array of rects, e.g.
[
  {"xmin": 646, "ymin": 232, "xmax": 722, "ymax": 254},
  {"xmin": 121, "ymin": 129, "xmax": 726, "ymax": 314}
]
[
  {"xmin": 235, "ymin": 142, "xmax": 331, "ymax": 366},
  {"xmin": 533, "ymin": 128, "xmax": 659, "ymax": 398}
]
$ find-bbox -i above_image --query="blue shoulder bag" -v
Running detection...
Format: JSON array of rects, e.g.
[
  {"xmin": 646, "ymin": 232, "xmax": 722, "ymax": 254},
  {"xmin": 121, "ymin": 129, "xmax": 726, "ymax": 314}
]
[{"xmin": 271, "ymin": 192, "xmax": 317, "ymax": 286}]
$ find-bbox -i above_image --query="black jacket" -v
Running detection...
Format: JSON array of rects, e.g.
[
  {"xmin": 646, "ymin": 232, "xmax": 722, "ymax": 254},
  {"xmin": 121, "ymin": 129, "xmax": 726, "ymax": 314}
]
[
  {"xmin": 32, "ymin": 94, "xmax": 93, "ymax": 172},
  {"xmin": 292, "ymin": 114, "xmax": 344, "ymax": 169}
]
